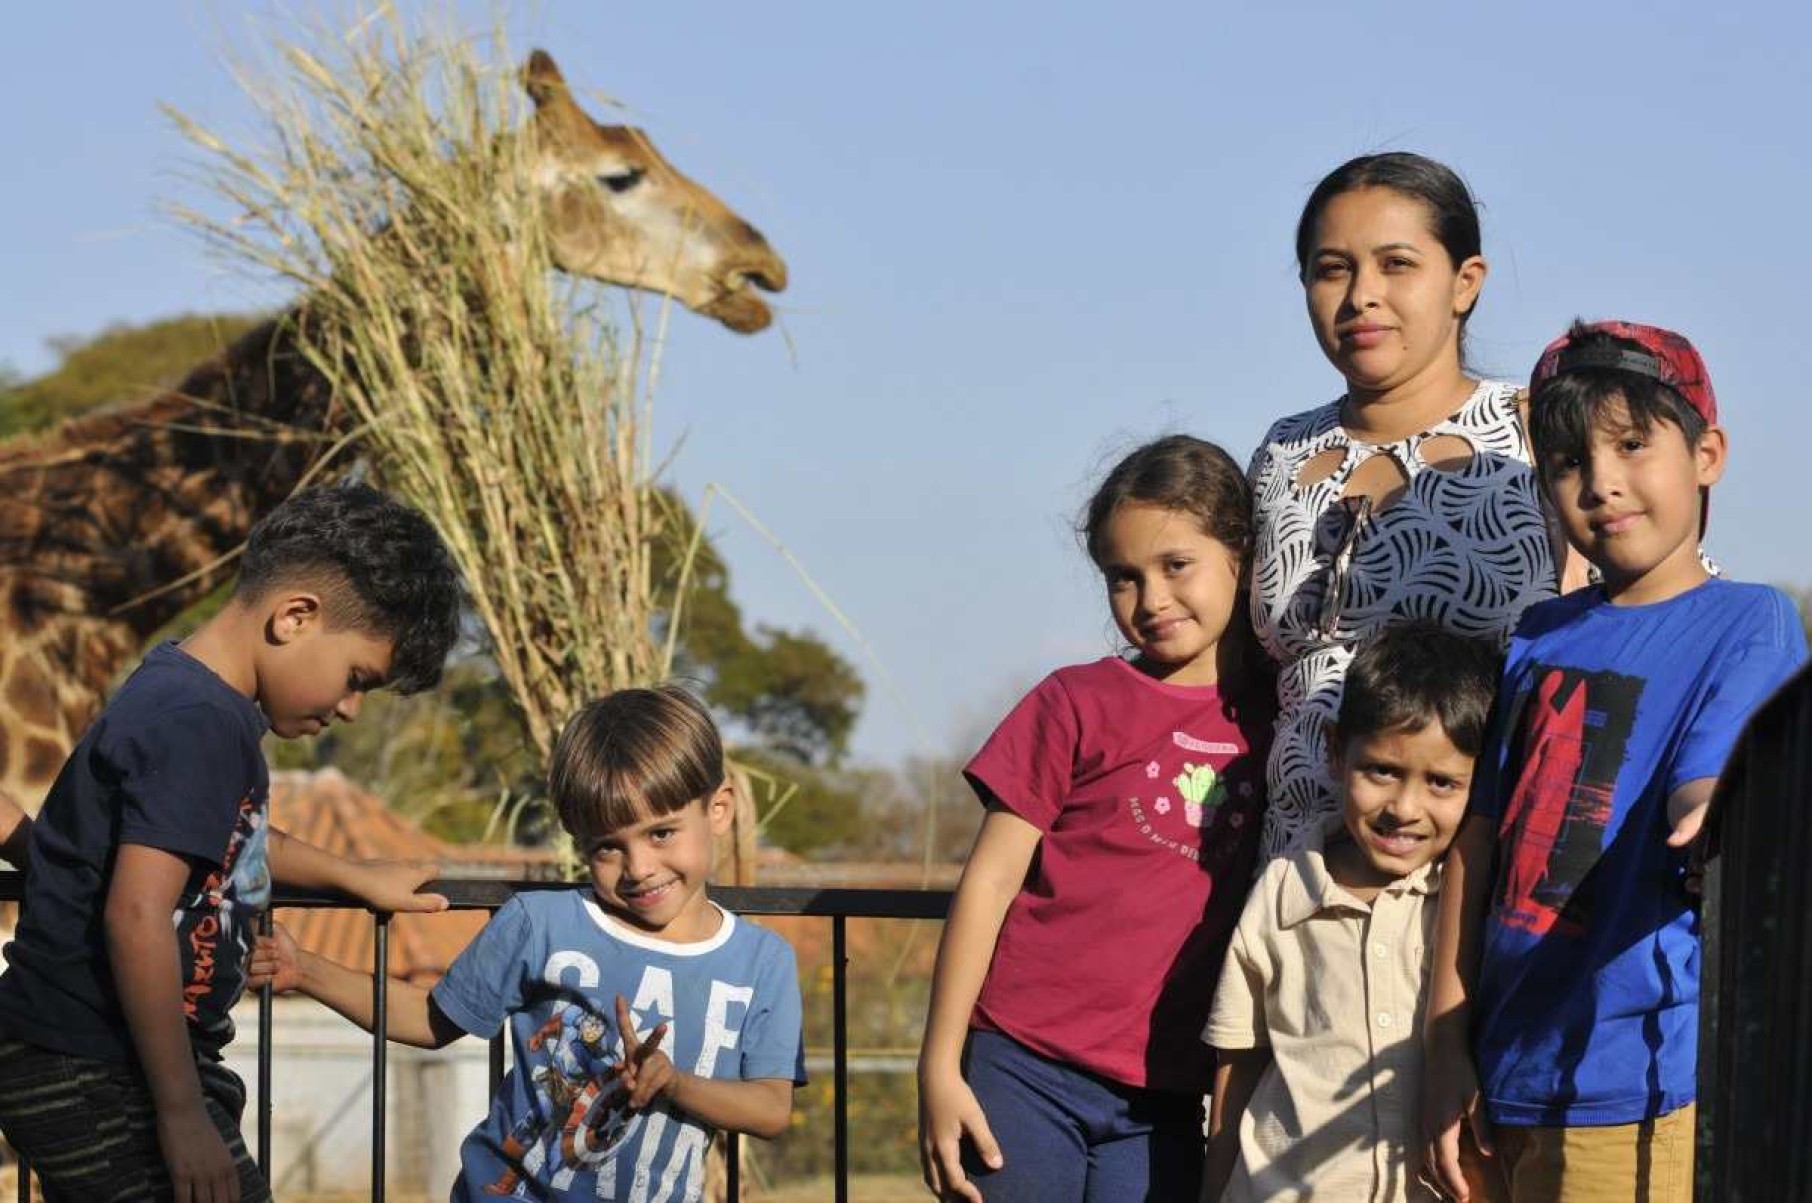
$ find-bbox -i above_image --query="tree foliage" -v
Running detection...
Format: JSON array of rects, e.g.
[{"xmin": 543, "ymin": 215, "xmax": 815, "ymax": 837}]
[
  {"xmin": 656, "ymin": 492, "xmax": 866, "ymax": 767},
  {"xmin": 0, "ymin": 312, "xmax": 265, "ymax": 437}
]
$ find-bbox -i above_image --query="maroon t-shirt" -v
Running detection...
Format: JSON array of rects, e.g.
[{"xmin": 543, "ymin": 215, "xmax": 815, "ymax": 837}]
[{"xmin": 966, "ymin": 656, "xmax": 1270, "ymax": 1093}]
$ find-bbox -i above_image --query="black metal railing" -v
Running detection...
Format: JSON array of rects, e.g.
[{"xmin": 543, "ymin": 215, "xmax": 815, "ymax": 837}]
[
  {"xmin": 0, "ymin": 877, "xmax": 952, "ymax": 1203},
  {"xmin": 1696, "ymin": 664, "xmax": 1812, "ymax": 1200}
]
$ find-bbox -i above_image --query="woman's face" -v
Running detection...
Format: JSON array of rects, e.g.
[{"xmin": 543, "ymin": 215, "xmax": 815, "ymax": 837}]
[{"xmin": 1303, "ymin": 186, "xmax": 1485, "ymax": 399}]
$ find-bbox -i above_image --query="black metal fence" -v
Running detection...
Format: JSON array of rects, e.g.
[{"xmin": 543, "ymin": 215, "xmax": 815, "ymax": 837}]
[
  {"xmin": 0, "ymin": 879, "xmax": 952, "ymax": 1203},
  {"xmin": 1696, "ymin": 664, "xmax": 1812, "ymax": 1201}
]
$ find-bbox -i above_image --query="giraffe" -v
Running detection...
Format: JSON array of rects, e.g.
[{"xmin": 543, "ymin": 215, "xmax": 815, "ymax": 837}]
[{"xmin": 0, "ymin": 49, "xmax": 787, "ymax": 812}]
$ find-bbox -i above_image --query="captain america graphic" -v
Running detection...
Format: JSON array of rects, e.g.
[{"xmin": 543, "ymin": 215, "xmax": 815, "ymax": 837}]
[{"xmin": 485, "ymin": 1002, "xmax": 637, "ymax": 1196}]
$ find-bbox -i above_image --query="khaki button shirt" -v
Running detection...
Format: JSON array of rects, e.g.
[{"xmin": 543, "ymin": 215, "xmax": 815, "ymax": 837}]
[{"xmin": 1205, "ymin": 819, "xmax": 1440, "ymax": 1202}]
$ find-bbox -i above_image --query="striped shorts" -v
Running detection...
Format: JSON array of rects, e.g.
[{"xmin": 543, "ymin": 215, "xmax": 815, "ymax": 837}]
[{"xmin": 0, "ymin": 1039, "xmax": 269, "ymax": 1202}]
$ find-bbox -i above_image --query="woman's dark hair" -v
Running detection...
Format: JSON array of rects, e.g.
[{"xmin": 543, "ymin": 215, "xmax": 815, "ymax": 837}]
[
  {"xmin": 1529, "ymin": 321, "xmax": 1709, "ymax": 479},
  {"xmin": 1081, "ymin": 435, "xmax": 1253, "ymax": 567},
  {"xmin": 1295, "ymin": 152, "xmax": 1482, "ymax": 279},
  {"xmin": 1334, "ymin": 619, "xmax": 1502, "ymax": 758},
  {"xmin": 236, "ymin": 483, "xmax": 463, "ymax": 695},
  {"xmin": 550, "ymin": 685, "xmax": 725, "ymax": 849}
]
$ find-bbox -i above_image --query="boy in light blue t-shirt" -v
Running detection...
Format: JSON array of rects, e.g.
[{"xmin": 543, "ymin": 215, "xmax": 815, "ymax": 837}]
[
  {"xmin": 1422, "ymin": 321, "xmax": 1806, "ymax": 1203},
  {"xmin": 256, "ymin": 686, "xmax": 805, "ymax": 1203}
]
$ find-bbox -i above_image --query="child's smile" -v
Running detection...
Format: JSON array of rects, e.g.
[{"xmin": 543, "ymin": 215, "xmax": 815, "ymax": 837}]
[
  {"xmin": 586, "ymin": 787, "xmax": 734, "ymax": 942},
  {"xmin": 1095, "ymin": 502, "xmax": 1243, "ymax": 687},
  {"xmin": 1334, "ymin": 721, "xmax": 1474, "ymax": 891}
]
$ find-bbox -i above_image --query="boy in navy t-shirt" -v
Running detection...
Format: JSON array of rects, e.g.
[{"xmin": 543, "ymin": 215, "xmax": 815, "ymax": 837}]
[
  {"xmin": 251, "ymin": 685, "xmax": 806, "ymax": 1203},
  {"xmin": 0, "ymin": 483, "xmax": 463, "ymax": 1202},
  {"xmin": 1422, "ymin": 322, "xmax": 1807, "ymax": 1202}
]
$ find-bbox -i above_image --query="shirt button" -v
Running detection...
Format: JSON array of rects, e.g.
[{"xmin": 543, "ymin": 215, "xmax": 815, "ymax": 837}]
[
  {"xmin": 1372, "ymin": 943, "xmax": 1389, "ymax": 959},
  {"xmin": 1376, "ymin": 1013, "xmax": 1393, "ymax": 1028}
]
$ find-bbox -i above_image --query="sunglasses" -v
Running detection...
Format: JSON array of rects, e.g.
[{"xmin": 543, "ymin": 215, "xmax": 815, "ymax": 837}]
[{"xmin": 1316, "ymin": 494, "xmax": 1373, "ymax": 639}]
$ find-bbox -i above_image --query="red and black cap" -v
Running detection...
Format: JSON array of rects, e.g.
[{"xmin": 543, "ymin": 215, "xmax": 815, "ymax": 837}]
[{"xmin": 1529, "ymin": 320, "xmax": 1719, "ymax": 534}]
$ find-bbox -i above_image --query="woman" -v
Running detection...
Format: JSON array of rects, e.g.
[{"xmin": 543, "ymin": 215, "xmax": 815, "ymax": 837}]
[{"xmin": 1248, "ymin": 152, "xmax": 1572, "ymax": 860}]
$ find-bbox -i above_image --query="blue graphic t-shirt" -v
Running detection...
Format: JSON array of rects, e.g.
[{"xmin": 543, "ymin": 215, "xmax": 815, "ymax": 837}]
[
  {"xmin": 1470, "ymin": 579, "xmax": 1806, "ymax": 1126},
  {"xmin": 431, "ymin": 890, "xmax": 806, "ymax": 1203},
  {"xmin": 0, "ymin": 641, "xmax": 271, "ymax": 1062}
]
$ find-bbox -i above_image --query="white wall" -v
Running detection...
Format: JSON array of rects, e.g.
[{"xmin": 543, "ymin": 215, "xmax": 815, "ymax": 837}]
[{"xmin": 228, "ymin": 997, "xmax": 504, "ymax": 1199}]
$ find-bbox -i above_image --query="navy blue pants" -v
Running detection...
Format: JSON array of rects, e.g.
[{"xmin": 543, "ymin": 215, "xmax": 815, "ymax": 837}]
[{"xmin": 961, "ymin": 1030, "xmax": 1205, "ymax": 1202}]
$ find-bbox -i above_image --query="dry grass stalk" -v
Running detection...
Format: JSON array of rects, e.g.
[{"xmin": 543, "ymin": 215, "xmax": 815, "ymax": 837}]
[{"xmin": 167, "ymin": 11, "xmax": 665, "ymax": 762}]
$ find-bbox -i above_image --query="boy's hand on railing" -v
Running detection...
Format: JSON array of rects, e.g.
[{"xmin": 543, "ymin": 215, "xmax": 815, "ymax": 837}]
[
  {"xmin": 1666, "ymin": 779, "xmax": 1716, "ymax": 895},
  {"xmin": 346, "ymin": 858, "xmax": 449, "ymax": 914},
  {"xmin": 1422, "ymin": 1046, "xmax": 1492, "ymax": 1203},
  {"xmin": 248, "ymin": 923, "xmax": 305, "ymax": 995},
  {"xmin": 918, "ymin": 1068, "xmax": 1001, "ymax": 1203},
  {"xmin": 156, "ymin": 1102, "xmax": 241, "ymax": 1203},
  {"xmin": 615, "ymin": 994, "xmax": 678, "ymax": 1110}
]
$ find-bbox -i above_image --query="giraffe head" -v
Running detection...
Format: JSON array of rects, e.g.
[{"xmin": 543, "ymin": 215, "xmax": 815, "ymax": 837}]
[{"xmin": 523, "ymin": 50, "xmax": 788, "ymax": 334}]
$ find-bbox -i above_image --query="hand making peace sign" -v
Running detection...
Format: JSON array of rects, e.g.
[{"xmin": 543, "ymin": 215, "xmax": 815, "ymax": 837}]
[{"xmin": 615, "ymin": 994, "xmax": 681, "ymax": 1111}]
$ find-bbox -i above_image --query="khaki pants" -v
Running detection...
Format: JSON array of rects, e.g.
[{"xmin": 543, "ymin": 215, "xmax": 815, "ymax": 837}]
[{"xmin": 1490, "ymin": 1103, "xmax": 1695, "ymax": 1203}]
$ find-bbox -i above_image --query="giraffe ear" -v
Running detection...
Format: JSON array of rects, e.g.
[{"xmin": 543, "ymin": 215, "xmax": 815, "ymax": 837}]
[{"xmin": 523, "ymin": 49, "xmax": 570, "ymax": 109}]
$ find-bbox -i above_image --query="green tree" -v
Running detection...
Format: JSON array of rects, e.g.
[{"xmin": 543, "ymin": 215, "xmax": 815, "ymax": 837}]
[
  {"xmin": 656, "ymin": 492, "xmax": 866, "ymax": 768},
  {"xmin": 0, "ymin": 312, "xmax": 265, "ymax": 436}
]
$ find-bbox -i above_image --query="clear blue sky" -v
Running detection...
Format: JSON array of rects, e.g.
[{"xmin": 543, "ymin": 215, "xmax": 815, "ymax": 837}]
[{"xmin": 5, "ymin": 2, "xmax": 1807, "ymax": 765}]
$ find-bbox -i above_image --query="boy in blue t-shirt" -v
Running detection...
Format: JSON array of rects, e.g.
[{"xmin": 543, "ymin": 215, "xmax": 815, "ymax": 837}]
[
  {"xmin": 1422, "ymin": 321, "xmax": 1808, "ymax": 1202},
  {"xmin": 252, "ymin": 685, "xmax": 806, "ymax": 1203},
  {"xmin": 0, "ymin": 483, "xmax": 465, "ymax": 1202}
]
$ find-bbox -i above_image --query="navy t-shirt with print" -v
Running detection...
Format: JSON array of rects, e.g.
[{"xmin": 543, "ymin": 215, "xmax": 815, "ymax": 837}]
[
  {"xmin": 1470, "ymin": 580, "xmax": 1806, "ymax": 1127},
  {"xmin": 0, "ymin": 642, "xmax": 271, "ymax": 1063}
]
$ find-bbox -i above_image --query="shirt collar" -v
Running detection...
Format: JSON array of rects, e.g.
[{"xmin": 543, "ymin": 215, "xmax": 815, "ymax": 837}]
[{"xmin": 1276, "ymin": 814, "xmax": 1443, "ymax": 929}]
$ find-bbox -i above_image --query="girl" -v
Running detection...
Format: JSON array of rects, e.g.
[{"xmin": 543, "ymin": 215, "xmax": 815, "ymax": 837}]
[
  {"xmin": 251, "ymin": 686, "xmax": 806, "ymax": 1203},
  {"xmin": 917, "ymin": 436, "xmax": 1273, "ymax": 1202},
  {"xmin": 1248, "ymin": 151, "xmax": 1574, "ymax": 863}
]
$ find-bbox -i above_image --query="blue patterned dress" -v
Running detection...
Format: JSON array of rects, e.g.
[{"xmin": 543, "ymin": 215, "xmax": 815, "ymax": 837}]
[{"xmin": 1247, "ymin": 379, "xmax": 1559, "ymax": 860}]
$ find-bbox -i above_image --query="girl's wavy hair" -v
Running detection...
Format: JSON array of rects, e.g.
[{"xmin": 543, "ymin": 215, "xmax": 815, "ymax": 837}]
[{"xmin": 1081, "ymin": 435, "xmax": 1253, "ymax": 566}]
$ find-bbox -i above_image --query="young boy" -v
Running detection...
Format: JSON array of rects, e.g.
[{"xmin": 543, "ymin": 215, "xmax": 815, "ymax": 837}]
[
  {"xmin": 1422, "ymin": 321, "xmax": 1809, "ymax": 1202},
  {"xmin": 250, "ymin": 685, "xmax": 806, "ymax": 1203},
  {"xmin": 1203, "ymin": 620, "xmax": 1503, "ymax": 1202},
  {"xmin": 0, "ymin": 482, "xmax": 464, "ymax": 1203}
]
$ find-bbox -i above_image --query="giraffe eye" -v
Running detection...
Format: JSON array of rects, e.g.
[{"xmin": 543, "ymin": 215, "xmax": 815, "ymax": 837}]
[{"xmin": 597, "ymin": 168, "xmax": 645, "ymax": 194}]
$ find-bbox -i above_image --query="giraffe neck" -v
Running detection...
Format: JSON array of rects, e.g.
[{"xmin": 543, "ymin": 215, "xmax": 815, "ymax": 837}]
[{"xmin": 0, "ymin": 308, "xmax": 342, "ymax": 809}]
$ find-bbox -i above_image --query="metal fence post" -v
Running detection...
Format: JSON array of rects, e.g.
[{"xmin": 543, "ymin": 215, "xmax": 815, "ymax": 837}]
[{"xmin": 1696, "ymin": 665, "xmax": 1811, "ymax": 1200}]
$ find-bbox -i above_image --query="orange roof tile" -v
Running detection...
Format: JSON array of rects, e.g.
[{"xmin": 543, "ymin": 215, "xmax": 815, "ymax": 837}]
[{"xmin": 269, "ymin": 769, "xmax": 566, "ymax": 985}]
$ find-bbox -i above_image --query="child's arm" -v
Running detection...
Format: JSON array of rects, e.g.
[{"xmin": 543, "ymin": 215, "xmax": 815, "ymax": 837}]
[
  {"xmin": 612, "ymin": 996, "xmax": 794, "ymax": 1139},
  {"xmin": 1202, "ymin": 1048, "xmax": 1269, "ymax": 1203},
  {"xmin": 0, "ymin": 789, "xmax": 31, "ymax": 867},
  {"xmin": 105, "ymin": 844, "xmax": 243, "ymax": 1201},
  {"xmin": 266, "ymin": 825, "xmax": 448, "ymax": 914},
  {"xmin": 917, "ymin": 804, "xmax": 1042, "ymax": 1203},
  {"xmin": 1421, "ymin": 814, "xmax": 1497, "ymax": 1203},
  {"xmin": 250, "ymin": 921, "xmax": 465, "ymax": 1049}
]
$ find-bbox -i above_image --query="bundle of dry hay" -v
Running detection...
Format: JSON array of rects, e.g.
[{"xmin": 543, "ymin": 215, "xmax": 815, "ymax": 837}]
[{"xmin": 168, "ymin": 13, "xmax": 667, "ymax": 764}]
